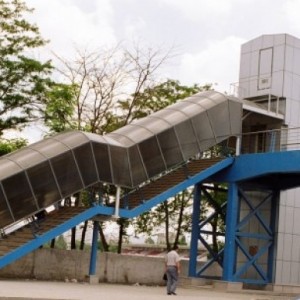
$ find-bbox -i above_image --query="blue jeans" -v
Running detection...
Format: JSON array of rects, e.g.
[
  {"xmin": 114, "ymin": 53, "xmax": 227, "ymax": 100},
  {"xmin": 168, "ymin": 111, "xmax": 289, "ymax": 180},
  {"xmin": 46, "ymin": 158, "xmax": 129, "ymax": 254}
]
[{"xmin": 166, "ymin": 266, "xmax": 178, "ymax": 294}]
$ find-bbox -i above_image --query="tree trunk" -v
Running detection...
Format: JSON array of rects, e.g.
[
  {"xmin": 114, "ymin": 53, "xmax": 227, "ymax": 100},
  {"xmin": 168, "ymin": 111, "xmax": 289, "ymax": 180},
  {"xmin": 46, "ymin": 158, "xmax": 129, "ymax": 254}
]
[
  {"xmin": 211, "ymin": 217, "xmax": 218, "ymax": 253},
  {"xmin": 80, "ymin": 221, "xmax": 88, "ymax": 250},
  {"xmin": 71, "ymin": 227, "xmax": 76, "ymax": 249},
  {"xmin": 98, "ymin": 223, "xmax": 109, "ymax": 251},
  {"xmin": 174, "ymin": 194, "xmax": 185, "ymax": 247},
  {"xmin": 117, "ymin": 220, "xmax": 124, "ymax": 254},
  {"xmin": 164, "ymin": 202, "xmax": 171, "ymax": 251},
  {"xmin": 50, "ymin": 238, "xmax": 55, "ymax": 248}
]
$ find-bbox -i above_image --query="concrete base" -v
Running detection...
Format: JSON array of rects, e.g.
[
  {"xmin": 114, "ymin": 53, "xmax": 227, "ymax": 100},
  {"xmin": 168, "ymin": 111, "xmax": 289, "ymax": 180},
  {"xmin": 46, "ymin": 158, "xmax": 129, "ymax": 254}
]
[
  {"xmin": 89, "ymin": 275, "xmax": 99, "ymax": 285},
  {"xmin": 213, "ymin": 280, "xmax": 243, "ymax": 291},
  {"xmin": 179, "ymin": 276, "xmax": 211, "ymax": 287},
  {"xmin": 271, "ymin": 284, "xmax": 300, "ymax": 294}
]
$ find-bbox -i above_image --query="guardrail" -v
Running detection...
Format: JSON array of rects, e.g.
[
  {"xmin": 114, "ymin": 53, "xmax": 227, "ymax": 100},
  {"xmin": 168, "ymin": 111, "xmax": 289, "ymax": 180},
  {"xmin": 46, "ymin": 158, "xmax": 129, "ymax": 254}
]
[
  {"xmin": 240, "ymin": 127, "xmax": 300, "ymax": 154},
  {"xmin": 229, "ymin": 81, "xmax": 286, "ymax": 115}
]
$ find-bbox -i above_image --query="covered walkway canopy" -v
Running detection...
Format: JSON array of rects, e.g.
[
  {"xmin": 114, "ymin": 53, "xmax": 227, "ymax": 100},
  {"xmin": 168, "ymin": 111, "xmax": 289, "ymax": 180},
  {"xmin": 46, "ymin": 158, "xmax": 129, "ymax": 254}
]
[{"xmin": 0, "ymin": 91, "xmax": 242, "ymax": 228}]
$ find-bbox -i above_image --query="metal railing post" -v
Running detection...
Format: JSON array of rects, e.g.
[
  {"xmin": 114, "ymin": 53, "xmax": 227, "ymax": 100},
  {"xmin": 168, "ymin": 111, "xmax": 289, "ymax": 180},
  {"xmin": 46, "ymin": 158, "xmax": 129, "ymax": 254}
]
[{"xmin": 235, "ymin": 136, "xmax": 241, "ymax": 156}]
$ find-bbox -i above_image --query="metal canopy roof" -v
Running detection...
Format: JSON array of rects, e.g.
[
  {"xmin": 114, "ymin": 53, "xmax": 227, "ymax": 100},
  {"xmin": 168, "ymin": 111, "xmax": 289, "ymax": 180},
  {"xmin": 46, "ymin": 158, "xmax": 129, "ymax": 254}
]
[
  {"xmin": 242, "ymin": 99, "xmax": 284, "ymax": 120},
  {"xmin": 0, "ymin": 91, "xmax": 242, "ymax": 227}
]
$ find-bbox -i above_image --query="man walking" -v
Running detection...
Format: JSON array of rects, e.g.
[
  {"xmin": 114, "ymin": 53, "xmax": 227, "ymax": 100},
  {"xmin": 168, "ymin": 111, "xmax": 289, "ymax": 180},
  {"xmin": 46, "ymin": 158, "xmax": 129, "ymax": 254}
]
[{"xmin": 165, "ymin": 245, "xmax": 181, "ymax": 295}]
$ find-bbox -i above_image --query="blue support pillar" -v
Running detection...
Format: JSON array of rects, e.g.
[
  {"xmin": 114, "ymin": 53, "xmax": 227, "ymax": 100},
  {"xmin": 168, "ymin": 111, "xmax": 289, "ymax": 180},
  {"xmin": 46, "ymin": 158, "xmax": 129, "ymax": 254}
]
[
  {"xmin": 89, "ymin": 220, "xmax": 99, "ymax": 275},
  {"xmin": 188, "ymin": 183, "xmax": 201, "ymax": 277},
  {"xmin": 223, "ymin": 182, "xmax": 239, "ymax": 281},
  {"xmin": 267, "ymin": 190, "xmax": 278, "ymax": 282}
]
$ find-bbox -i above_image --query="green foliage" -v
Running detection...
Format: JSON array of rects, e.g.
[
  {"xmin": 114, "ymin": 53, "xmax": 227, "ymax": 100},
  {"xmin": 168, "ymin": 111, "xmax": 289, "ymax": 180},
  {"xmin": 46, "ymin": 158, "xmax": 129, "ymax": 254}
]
[
  {"xmin": 44, "ymin": 235, "xmax": 67, "ymax": 249},
  {"xmin": 201, "ymin": 183, "xmax": 227, "ymax": 253},
  {"xmin": 178, "ymin": 235, "xmax": 187, "ymax": 245},
  {"xmin": 0, "ymin": 137, "xmax": 27, "ymax": 156},
  {"xmin": 44, "ymin": 83, "xmax": 77, "ymax": 132},
  {"xmin": 0, "ymin": 0, "xmax": 53, "ymax": 136},
  {"xmin": 55, "ymin": 235, "xmax": 68, "ymax": 249},
  {"xmin": 145, "ymin": 236, "xmax": 155, "ymax": 244},
  {"xmin": 98, "ymin": 242, "xmax": 118, "ymax": 252},
  {"xmin": 204, "ymin": 143, "xmax": 236, "ymax": 159},
  {"xmin": 118, "ymin": 79, "xmax": 212, "ymax": 125},
  {"xmin": 133, "ymin": 189, "xmax": 194, "ymax": 250},
  {"xmin": 79, "ymin": 189, "xmax": 92, "ymax": 206}
]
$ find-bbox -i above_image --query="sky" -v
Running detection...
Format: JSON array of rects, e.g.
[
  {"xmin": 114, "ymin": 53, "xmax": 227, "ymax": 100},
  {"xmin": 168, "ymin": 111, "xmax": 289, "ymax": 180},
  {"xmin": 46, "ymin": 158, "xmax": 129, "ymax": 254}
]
[
  {"xmin": 16, "ymin": 0, "xmax": 300, "ymax": 141},
  {"xmin": 24, "ymin": 0, "xmax": 300, "ymax": 92}
]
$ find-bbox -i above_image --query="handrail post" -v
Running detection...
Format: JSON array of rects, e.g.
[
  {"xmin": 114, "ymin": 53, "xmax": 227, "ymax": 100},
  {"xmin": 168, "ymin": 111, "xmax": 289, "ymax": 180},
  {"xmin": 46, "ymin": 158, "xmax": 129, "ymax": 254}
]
[
  {"xmin": 235, "ymin": 136, "xmax": 241, "ymax": 156},
  {"xmin": 113, "ymin": 185, "xmax": 121, "ymax": 218}
]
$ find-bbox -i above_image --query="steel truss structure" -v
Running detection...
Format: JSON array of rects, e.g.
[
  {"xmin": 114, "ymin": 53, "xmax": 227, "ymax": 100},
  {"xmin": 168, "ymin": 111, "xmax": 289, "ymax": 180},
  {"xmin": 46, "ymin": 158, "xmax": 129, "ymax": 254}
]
[{"xmin": 188, "ymin": 183, "xmax": 278, "ymax": 284}]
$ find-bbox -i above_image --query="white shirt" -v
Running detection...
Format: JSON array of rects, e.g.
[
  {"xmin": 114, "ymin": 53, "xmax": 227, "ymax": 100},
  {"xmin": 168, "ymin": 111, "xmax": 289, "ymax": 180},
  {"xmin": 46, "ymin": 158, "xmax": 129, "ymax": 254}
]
[{"xmin": 165, "ymin": 250, "xmax": 180, "ymax": 266}]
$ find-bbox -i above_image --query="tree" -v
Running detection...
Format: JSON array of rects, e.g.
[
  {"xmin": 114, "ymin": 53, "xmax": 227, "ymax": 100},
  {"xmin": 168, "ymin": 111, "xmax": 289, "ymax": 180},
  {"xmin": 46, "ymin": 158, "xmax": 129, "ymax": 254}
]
[
  {"xmin": 48, "ymin": 43, "xmax": 176, "ymax": 134},
  {"xmin": 133, "ymin": 189, "xmax": 194, "ymax": 251},
  {"xmin": 0, "ymin": 0, "xmax": 53, "ymax": 136},
  {"xmin": 201, "ymin": 183, "xmax": 227, "ymax": 254},
  {"xmin": 44, "ymin": 83, "xmax": 77, "ymax": 132},
  {"xmin": 117, "ymin": 79, "xmax": 211, "ymax": 125},
  {"xmin": 45, "ymin": 44, "xmax": 177, "ymax": 251},
  {"xmin": 0, "ymin": 137, "xmax": 27, "ymax": 156}
]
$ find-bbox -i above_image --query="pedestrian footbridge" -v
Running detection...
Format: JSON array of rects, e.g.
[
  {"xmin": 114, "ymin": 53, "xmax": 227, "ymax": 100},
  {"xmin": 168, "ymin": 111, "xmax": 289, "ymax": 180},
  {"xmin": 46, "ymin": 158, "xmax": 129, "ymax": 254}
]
[{"xmin": 0, "ymin": 90, "xmax": 298, "ymax": 285}]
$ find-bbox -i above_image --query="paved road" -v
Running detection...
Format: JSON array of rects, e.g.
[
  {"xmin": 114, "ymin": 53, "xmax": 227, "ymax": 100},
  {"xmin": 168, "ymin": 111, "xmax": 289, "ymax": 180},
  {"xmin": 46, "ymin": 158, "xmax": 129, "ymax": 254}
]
[{"xmin": 0, "ymin": 280, "xmax": 297, "ymax": 300}]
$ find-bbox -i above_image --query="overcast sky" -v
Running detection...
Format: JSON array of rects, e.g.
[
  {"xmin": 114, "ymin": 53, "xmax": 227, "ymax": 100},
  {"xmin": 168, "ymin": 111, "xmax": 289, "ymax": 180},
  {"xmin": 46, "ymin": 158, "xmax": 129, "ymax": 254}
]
[
  {"xmin": 24, "ymin": 0, "xmax": 300, "ymax": 94},
  {"xmin": 16, "ymin": 0, "xmax": 300, "ymax": 142}
]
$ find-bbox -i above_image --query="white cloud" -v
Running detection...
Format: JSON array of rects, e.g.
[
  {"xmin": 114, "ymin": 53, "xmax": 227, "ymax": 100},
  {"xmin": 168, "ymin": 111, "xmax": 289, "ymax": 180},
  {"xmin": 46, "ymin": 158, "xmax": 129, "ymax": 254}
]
[
  {"xmin": 15, "ymin": 0, "xmax": 300, "ymax": 143},
  {"xmin": 177, "ymin": 36, "xmax": 246, "ymax": 93},
  {"xmin": 160, "ymin": 0, "xmax": 233, "ymax": 21},
  {"xmin": 284, "ymin": 0, "xmax": 300, "ymax": 32},
  {"xmin": 25, "ymin": 0, "xmax": 116, "ymax": 58},
  {"xmin": 123, "ymin": 17, "xmax": 147, "ymax": 41}
]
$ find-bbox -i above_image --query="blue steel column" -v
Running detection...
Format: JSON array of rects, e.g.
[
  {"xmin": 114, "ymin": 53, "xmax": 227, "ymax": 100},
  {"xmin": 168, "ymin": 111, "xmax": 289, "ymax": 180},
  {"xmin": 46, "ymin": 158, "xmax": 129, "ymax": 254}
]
[
  {"xmin": 223, "ymin": 182, "xmax": 239, "ymax": 281},
  {"xmin": 267, "ymin": 190, "xmax": 278, "ymax": 282},
  {"xmin": 89, "ymin": 220, "xmax": 99, "ymax": 275},
  {"xmin": 188, "ymin": 183, "xmax": 201, "ymax": 277}
]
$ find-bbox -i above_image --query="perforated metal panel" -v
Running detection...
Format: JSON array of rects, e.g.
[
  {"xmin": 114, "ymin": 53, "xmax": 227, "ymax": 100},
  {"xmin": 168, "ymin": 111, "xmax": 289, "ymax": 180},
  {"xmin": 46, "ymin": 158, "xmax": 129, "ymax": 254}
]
[
  {"xmin": 139, "ymin": 136, "xmax": 166, "ymax": 178},
  {"xmin": 50, "ymin": 151, "xmax": 83, "ymax": 197},
  {"xmin": 110, "ymin": 146, "xmax": 131, "ymax": 186},
  {"xmin": 92, "ymin": 142, "xmax": 113, "ymax": 184},
  {"xmin": 73, "ymin": 144, "xmax": 98, "ymax": 187},
  {"xmin": 2, "ymin": 171, "xmax": 37, "ymax": 220},
  {"xmin": 158, "ymin": 128, "xmax": 183, "ymax": 168},
  {"xmin": 27, "ymin": 161, "xmax": 61, "ymax": 208},
  {"xmin": 128, "ymin": 145, "xmax": 148, "ymax": 186},
  {"xmin": 0, "ymin": 186, "xmax": 13, "ymax": 227}
]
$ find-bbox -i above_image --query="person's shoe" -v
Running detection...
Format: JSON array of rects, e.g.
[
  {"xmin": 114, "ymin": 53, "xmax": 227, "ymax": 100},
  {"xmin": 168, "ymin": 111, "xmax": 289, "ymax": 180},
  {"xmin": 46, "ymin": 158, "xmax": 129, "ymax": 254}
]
[
  {"xmin": 167, "ymin": 293, "xmax": 172, "ymax": 295},
  {"xmin": 171, "ymin": 292, "xmax": 177, "ymax": 295}
]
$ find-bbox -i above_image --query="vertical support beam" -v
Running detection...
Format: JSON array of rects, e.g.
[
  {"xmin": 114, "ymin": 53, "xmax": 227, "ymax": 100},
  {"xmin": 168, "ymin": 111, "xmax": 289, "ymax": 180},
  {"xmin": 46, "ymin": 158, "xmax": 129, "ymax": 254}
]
[
  {"xmin": 188, "ymin": 183, "xmax": 201, "ymax": 277},
  {"xmin": 223, "ymin": 182, "xmax": 239, "ymax": 281},
  {"xmin": 89, "ymin": 220, "xmax": 99, "ymax": 275},
  {"xmin": 235, "ymin": 136, "xmax": 241, "ymax": 156},
  {"xmin": 113, "ymin": 186, "xmax": 121, "ymax": 218},
  {"xmin": 268, "ymin": 93, "xmax": 271, "ymax": 112},
  {"xmin": 269, "ymin": 131, "xmax": 276, "ymax": 153},
  {"xmin": 267, "ymin": 190, "xmax": 278, "ymax": 282}
]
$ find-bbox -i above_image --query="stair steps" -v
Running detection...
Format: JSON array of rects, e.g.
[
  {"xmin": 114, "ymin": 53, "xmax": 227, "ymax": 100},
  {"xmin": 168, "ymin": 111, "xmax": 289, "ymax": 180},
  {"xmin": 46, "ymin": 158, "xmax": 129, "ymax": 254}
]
[
  {"xmin": 124, "ymin": 158, "xmax": 222, "ymax": 208},
  {"xmin": 0, "ymin": 206, "xmax": 89, "ymax": 257}
]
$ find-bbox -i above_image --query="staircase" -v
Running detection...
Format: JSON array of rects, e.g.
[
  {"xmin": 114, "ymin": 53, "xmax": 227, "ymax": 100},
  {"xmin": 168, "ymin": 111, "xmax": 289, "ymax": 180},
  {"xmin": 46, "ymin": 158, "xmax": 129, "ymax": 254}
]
[
  {"xmin": 0, "ymin": 206, "xmax": 88, "ymax": 258},
  {"xmin": 124, "ymin": 157, "xmax": 222, "ymax": 208},
  {"xmin": 0, "ymin": 157, "xmax": 226, "ymax": 269}
]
